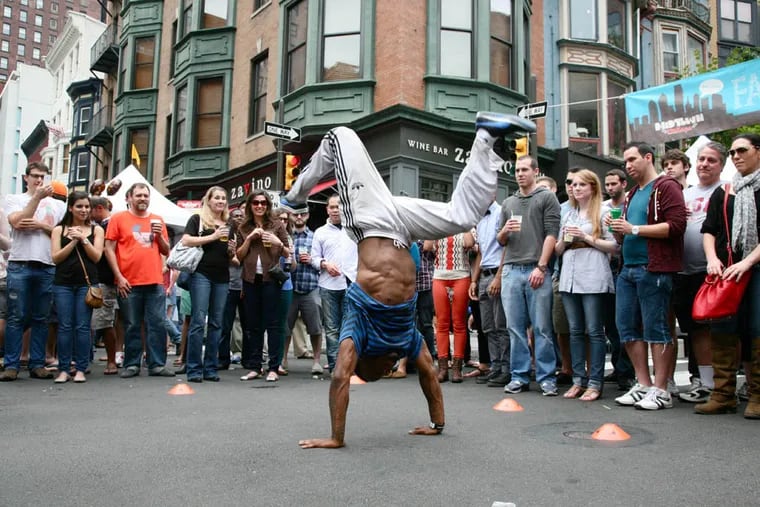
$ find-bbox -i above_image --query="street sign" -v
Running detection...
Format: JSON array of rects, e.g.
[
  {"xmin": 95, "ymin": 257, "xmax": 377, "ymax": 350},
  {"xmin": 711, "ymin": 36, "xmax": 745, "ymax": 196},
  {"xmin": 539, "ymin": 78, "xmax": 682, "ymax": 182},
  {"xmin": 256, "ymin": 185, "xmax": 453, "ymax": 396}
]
[
  {"xmin": 517, "ymin": 101, "xmax": 548, "ymax": 120},
  {"xmin": 264, "ymin": 121, "xmax": 301, "ymax": 142}
]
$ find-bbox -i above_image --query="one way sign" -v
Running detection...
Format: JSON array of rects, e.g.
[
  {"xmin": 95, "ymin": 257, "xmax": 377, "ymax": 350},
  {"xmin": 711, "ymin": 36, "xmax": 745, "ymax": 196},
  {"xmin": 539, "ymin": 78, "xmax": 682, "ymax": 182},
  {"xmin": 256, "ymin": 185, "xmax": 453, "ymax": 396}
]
[
  {"xmin": 264, "ymin": 121, "xmax": 301, "ymax": 142},
  {"xmin": 517, "ymin": 101, "xmax": 548, "ymax": 120}
]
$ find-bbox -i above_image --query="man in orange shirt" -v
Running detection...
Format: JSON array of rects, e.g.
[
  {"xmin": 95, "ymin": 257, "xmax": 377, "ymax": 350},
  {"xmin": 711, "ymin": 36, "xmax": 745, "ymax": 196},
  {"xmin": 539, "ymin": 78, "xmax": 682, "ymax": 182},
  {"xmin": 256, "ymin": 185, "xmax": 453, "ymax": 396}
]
[{"xmin": 104, "ymin": 183, "xmax": 174, "ymax": 378}]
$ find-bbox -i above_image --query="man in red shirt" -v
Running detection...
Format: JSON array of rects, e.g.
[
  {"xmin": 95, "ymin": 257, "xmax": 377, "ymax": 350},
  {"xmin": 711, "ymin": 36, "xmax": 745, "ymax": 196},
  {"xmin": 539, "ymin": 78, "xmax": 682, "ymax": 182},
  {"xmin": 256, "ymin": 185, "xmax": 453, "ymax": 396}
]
[{"xmin": 104, "ymin": 183, "xmax": 174, "ymax": 378}]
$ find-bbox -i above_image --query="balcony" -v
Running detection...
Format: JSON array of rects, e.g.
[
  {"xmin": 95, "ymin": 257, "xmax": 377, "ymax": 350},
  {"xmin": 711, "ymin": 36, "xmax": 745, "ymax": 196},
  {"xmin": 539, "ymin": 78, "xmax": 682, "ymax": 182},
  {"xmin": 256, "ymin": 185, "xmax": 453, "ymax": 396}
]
[
  {"xmin": 656, "ymin": 0, "xmax": 711, "ymax": 25},
  {"xmin": 90, "ymin": 24, "xmax": 119, "ymax": 74},
  {"xmin": 86, "ymin": 106, "xmax": 115, "ymax": 148}
]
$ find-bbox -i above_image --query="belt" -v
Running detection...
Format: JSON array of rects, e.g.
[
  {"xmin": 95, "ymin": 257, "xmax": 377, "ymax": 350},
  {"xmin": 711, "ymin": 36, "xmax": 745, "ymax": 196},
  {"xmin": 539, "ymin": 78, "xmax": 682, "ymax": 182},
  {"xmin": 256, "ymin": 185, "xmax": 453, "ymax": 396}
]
[
  {"xmin": 567, "ymin": 243, "xmax": 593, "ymax": 250},
  {"xmin": 481, "ymin": 267, "xmax": 499, "ymax": 277},
  {"xmin": 9, "ymin": 260, "xmax": 52, "ymax": 269}
]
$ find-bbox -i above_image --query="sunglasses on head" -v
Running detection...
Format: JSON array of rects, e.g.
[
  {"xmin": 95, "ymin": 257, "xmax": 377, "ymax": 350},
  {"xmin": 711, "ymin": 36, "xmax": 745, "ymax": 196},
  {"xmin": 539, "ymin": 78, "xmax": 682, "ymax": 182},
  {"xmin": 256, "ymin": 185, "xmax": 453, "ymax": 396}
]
[{"xmin": 729, "ymin": 146, "xmax": 758, "ymax": 157}]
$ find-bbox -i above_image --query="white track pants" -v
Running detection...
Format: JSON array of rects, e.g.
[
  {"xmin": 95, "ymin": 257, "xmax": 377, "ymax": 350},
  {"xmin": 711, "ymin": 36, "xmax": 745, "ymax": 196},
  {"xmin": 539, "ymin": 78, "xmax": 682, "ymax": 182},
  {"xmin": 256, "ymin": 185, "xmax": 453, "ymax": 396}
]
[{"xmin": 286, "ymin": 126, "xmax": 503, "ymax": 246}]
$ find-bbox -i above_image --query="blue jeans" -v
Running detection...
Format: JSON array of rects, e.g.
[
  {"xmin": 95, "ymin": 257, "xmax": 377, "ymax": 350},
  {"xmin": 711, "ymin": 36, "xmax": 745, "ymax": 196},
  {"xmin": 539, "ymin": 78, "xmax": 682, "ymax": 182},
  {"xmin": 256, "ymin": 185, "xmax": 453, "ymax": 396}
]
[
  {"xmin": 164, "ymin": 286, "xmax": 181, "ymax": 344},
  {"xmin": 53, "ymin": 285, "xmax": 92, "ymax": 373},
  {"xmin": 561, "ymin": 292, "xmax": 607, "ymax": 390},
  {"xmin": 121, "ymin": 284, "xmax": 167, "ymax": 370},
  {"xmin": 616, "ymin": 266, "xmax": 673, "ymax": 344},
  {"xmin": 243, "ymin": 279, "xmax": 281, "ymax": 372},
  {"xmin": 187, "ymin": 272, "xmax": 228, "ymax": 378},
  {"xmin": 4, "ymin": 262, "xmax": 54, "ymax": 370},
  {"xmin": 320, "ymin": 287, "xmax": 347, "ymax": 371},
  {"xmin": 501, "ymin": 264, "xmax": 556, "ymax": 384}
]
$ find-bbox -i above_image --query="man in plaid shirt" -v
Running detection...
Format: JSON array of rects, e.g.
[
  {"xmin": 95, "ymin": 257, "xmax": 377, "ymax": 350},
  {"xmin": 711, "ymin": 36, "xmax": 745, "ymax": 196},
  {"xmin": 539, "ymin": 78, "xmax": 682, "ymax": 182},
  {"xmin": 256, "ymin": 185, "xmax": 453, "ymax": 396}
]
[{"xmin": 285, "ymin": 203, "xmax": 324, "ymax": 375}]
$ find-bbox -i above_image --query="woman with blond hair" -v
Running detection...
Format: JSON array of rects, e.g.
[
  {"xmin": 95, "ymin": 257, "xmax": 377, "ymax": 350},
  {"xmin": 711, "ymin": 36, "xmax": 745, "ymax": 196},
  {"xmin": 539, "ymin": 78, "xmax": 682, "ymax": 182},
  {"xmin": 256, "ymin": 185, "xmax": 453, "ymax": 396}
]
[
  {"xmin": 555, "ymin": 169, "xmax": 619, "ymax": 401},
  {"xmin": 180, "ymin": 186, "xmax": 235, "ymax": 382}
]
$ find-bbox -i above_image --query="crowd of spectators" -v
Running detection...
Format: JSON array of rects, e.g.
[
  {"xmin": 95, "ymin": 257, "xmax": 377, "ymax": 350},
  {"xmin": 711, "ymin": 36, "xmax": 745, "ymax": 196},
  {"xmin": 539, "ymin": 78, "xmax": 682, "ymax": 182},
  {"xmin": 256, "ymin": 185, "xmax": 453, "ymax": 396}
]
[{"xmin": 2, "ymin": 134, "xmax": 759, "ymax": 421}]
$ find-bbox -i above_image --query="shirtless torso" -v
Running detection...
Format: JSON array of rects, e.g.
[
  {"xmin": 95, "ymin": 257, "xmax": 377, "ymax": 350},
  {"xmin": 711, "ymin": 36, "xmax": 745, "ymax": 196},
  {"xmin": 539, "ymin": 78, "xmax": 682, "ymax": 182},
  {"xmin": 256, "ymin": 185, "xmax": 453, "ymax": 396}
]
[{"xmin": 356, "ymin": 238, "xmax": 416, "ymax": 305}]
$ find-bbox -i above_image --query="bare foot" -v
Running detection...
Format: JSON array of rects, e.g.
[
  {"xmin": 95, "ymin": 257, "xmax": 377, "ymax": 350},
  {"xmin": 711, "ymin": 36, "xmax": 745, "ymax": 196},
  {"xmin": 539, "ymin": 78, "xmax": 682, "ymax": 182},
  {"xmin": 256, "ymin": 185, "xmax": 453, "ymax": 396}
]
[{"xmin": 298, "ymin": 438, "xmax": 344, "ymax": 449}]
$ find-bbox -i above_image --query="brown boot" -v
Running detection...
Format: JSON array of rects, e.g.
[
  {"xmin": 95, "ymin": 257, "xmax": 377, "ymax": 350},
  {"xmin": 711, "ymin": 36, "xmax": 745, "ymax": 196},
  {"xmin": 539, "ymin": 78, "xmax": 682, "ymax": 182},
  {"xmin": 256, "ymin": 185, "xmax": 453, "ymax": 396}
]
[
  {"xmin": 451, "ymin": 358, "xmax": 464, "ymax": 383},
  {"xmin": 437, "ymin": 357, "xmax": 449, "ymax": 383},
  {"xmin": 0, "ymin": 369, "xmax": 19, "ymax": 382},
  {"xmin": 744, "ymin": 338, "xmax": 760, "ymax": 419},
  {"xmin": 695, "ymin": 333, "xmax": 738, "ymax": 415}
]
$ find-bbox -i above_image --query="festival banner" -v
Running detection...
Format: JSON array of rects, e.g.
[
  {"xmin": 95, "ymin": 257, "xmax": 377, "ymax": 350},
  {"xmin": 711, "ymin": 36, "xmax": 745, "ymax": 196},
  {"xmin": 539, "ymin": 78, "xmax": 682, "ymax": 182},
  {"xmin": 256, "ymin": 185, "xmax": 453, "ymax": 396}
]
[{"xmin": 625, "ymin": 59, "xmax": 760, "ymax": 144}]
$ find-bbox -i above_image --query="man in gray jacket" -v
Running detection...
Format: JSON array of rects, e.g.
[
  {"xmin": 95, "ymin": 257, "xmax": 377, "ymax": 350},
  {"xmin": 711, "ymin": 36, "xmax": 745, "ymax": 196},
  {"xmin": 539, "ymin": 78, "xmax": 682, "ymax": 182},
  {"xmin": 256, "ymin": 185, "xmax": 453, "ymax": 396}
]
[{"xmin": 497, "ymin": 156, "xmax": 561, "ymax": 396}]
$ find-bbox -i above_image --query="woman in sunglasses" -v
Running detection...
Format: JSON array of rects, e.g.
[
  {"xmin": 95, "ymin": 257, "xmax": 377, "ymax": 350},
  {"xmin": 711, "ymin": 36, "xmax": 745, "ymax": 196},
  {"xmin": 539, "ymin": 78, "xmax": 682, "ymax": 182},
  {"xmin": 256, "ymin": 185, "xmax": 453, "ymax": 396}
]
[
  {"xmin": 698, "ymin": 133, "xmax": 760, "ymax": 419},
  {"xmin": 236, "ymin": 190, "xmax": 291, "ymax": 382}
]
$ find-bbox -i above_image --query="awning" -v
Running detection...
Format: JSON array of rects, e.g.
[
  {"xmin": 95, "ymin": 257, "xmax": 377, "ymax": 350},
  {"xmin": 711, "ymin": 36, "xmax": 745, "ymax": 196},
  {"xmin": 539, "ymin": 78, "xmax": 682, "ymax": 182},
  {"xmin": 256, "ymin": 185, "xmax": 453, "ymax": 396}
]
[{"xmin": 308, "ymin": 178, "xmax": 337, "ymax": 196}]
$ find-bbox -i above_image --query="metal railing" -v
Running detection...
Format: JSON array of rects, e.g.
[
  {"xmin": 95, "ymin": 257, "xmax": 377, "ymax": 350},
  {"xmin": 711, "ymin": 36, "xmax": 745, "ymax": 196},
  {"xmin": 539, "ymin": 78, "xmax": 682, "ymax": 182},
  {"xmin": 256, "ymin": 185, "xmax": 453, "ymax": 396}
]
[
  {"xmin": 657, "ymin": 0, "xmax": 710, "ymax": 24},
  {"xmin": 90, "ymin": 23, "xmax": 119, "ymax": 69}
]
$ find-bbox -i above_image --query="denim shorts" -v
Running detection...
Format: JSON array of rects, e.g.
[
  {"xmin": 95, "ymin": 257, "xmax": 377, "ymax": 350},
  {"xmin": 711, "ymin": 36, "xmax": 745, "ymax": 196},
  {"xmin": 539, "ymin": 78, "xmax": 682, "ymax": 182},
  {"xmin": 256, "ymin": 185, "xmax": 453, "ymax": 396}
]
[{"xmin": 616, "ymin": 265, "xmax": 673, "ymax": 344}]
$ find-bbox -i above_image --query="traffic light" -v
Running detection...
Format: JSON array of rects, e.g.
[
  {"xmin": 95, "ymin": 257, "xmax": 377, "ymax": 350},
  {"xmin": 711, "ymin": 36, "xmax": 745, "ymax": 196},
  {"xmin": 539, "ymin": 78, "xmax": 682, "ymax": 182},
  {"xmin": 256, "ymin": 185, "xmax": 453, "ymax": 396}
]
[
  {"xmin": 284, "ymin": 154, "xmax": 300, "ymax": 191},
  {"xmin": 515, "ymin": 137, "xmax": 529, "ymax": 158}
]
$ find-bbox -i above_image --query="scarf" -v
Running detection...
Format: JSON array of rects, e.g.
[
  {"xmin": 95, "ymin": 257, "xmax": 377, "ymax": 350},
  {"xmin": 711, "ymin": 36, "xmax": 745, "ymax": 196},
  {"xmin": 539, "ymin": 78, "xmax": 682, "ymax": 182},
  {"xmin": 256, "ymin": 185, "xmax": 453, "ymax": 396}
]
[{"xmin": 731, "ymin": 169, "xmax": 760, "ymax": 256}]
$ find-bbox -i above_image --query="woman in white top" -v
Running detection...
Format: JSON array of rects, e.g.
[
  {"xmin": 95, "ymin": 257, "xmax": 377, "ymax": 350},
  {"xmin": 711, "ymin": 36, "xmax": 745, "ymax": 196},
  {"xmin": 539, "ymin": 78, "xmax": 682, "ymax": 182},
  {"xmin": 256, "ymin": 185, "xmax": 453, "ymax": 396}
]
[{"xmin": 555, "ymin": 169, "xmax": 619, "ymax": 401}]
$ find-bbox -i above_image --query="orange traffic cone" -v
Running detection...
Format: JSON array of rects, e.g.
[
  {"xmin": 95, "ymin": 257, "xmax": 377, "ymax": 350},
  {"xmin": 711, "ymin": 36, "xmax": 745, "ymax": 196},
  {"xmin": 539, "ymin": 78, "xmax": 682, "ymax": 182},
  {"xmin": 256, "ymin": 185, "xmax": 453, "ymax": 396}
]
[
  {"xmin": 591, "ymin": 423, "xmax": 630, "ymax": 441},
  {"xmin": 493, "ymin": 398, "xmax": 524, "ymax": 412},
  {"xmin": 168, "ymin": 383, "xmax": 195, "ymax": 396},
  {"xmin": 349, "ymin": 375, "xmax": 366, "ymax": 385}
]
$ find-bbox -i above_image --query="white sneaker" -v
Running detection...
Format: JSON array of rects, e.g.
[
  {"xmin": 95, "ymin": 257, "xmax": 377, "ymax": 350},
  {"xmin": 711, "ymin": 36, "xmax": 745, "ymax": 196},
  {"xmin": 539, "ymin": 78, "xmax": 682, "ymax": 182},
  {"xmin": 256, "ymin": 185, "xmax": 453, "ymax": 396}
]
[
  {"xmin": 678, "ymin": 378, "xmax": 712, "ymax": 403},
  {"xmin": 311, "ymin": 363, "xmax": 324, "ymax": 375},
  {"xmin": 634, "ymin": 387, "xmax": 673, "ymax": 410},
  {"xmin": 614, "ymin": 382, "xmax": 649, "ymax": 406},
  {"xmin": 115, "ymin": 351, "xmax": 124, "ymax": 368},
  {"xmin": 667, "ymin": 378, "xmax": 679, "ymax": 397}
]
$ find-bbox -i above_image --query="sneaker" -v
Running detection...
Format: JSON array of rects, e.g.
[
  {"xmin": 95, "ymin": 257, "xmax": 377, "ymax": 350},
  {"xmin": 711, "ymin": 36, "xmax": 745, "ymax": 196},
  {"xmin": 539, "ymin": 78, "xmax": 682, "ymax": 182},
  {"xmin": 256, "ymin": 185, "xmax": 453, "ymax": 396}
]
[
  {"xmin": 678, "ymin": 378, "xmax": 712, "ymax": 403},
  {"xmin": 311, "ymin": 363, "xmax": 324, "ymax": 375},
  {"xmin": 120, "ymin": 366, "xmax": 140, "ymax": 378},
  {"xmin": 634, "ymin": 387, "xmax": 673, "ymax": 410},
  {"xmin": 0, "ymin": 369, "xmax": 19, "ymax": 382},
  {"xmin": 29, "ymin": 367, "xmax": 54, "ymax": 379},
  {"xmin": 477, "ymin": 370, "xmax": 500, "ymax": 385},
  {"xmin": 148, "ymin": 367, "xmax": 176, "ymax": 377},
  {"xmin": 504, "ymin": 380, "xmax": 529, "ymax": 394},
  {"xmin": 475, "ymin": 112, "xmax": 537, "ymax": 138},
  {"xmin": 738, "ymin": 381, "xmax": 750, "ymax": 401},
  {"xmin": 115, "ymin": 352, "xmax": 124, "ymax": 368},
  {"xmin": 667, "ymin": 378, "xmax": 679, "ymax": 397},
  {"xmin": 487, "ymin": 372, "xmax": 511, "ymax": 387},
  {"xmin": 278, "ymin": 197, "xmax": 307, "ymax": 215},
  {"xmin": 540, "ymin": 380, "xmax": 559, "ymax": 397},
  {"xmin": 231, "ymin": 353, "xmax": 242, "ymax": 364},
  {"xmin": 614, "ymin": 382, "xmax": 649, "ymax": 406}
]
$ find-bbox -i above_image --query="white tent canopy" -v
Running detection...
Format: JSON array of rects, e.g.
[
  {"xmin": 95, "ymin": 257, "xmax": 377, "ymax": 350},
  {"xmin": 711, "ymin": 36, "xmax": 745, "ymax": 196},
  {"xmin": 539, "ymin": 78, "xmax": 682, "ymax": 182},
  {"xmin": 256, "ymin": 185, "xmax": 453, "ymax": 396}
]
[
  {"xmin": 685, "ymin": 135, "xmax": 736, "ymax": 187},
  {"xmin": 106, "ymin": 165, "xmax": 193, "ymax": 228}
]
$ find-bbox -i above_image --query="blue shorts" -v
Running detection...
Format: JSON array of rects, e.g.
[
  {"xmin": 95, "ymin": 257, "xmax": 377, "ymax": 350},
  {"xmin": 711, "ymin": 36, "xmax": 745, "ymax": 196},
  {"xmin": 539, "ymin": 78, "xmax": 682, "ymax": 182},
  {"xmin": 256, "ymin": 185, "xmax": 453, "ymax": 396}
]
[
  {"xmin": 616, "ymin": 265, "xmax": 673, "ymax": 344},
  {"xmin": 339, "ymin": 283, "xmax": 424, "ymax": 360}
]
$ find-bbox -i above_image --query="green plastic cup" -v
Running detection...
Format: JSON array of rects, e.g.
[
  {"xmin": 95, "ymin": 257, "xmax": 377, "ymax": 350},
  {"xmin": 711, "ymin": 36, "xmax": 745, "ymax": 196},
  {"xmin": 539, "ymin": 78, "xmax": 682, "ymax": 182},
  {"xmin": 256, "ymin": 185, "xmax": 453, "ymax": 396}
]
[{"xmin": 609, "ymin": 208, "xmax": 622, "ymax": 231}]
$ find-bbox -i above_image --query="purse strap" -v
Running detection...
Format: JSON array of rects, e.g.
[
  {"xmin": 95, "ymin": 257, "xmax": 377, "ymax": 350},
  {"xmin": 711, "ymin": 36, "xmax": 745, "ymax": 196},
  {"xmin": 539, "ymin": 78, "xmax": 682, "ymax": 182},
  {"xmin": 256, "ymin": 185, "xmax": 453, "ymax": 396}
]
[
  {"xmin": 73, "ymin": 238, "xmax": 93, "ymax": 286},
  {"xmin": 723, "ymin": 183, "xmax": 734, "ymax": 266}
]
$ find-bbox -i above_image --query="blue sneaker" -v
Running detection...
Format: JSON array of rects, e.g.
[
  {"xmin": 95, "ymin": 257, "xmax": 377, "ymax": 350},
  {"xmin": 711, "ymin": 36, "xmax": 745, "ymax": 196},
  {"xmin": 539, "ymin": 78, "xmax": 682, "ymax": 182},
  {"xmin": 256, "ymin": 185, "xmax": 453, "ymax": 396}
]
[
  {"xmin": 279, "ymin": 196, "xmax": 307, "ymax": 214},
  {"xmin": 475, "ymin": 111, "xmax": 536, "ymax": 138},
  {"xmin": 540, "ymin": 380, "xmax": 559, "ymax": 397}
]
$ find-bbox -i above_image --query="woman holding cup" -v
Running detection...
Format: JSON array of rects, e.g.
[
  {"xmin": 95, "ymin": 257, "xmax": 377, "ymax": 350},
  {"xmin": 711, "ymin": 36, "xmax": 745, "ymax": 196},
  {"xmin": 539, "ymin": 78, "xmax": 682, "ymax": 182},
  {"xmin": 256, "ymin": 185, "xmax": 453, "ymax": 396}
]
[
  {"xmin": 180, "ymin": 186, "xmax": 234, "ymax": 382},
  {"xmin": 555, "ymin": 170, "xmax": 619, "ymax": 400},
  {"xmin": 236, "ymin": 190, "xmax": 291, "ymax": 382}
]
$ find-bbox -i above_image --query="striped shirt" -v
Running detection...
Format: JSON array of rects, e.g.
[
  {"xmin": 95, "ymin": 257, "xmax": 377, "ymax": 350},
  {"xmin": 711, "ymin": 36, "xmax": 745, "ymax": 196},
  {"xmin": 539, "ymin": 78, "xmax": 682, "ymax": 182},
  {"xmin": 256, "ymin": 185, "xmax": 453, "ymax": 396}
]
[{"xmin": 433, "ymin": 233, "xmax": 471, "ymax": 279}]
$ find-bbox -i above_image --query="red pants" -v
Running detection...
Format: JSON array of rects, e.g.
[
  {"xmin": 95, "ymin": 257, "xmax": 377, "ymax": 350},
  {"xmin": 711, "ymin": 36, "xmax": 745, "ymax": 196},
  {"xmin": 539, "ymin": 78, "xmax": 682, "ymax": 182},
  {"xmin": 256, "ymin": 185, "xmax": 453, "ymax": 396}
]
[{"xmin": 432, "ymin": 277, "xmax": 470, "ymax": 360}]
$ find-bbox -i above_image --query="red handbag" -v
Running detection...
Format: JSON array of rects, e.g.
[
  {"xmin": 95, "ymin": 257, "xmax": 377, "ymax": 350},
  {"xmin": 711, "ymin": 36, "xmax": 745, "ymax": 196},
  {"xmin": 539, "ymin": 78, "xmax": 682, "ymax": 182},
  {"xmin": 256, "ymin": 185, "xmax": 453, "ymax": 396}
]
[{"xmin": 692, "ymin": 184, "xmax": 751, "ymax": 323}]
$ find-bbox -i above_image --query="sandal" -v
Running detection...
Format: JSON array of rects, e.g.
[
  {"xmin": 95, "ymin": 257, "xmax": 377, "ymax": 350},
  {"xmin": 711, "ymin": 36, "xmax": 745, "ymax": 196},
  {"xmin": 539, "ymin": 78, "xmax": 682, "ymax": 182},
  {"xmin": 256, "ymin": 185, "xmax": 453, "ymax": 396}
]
[
  {"xmin": 277, "ymin": 366, "xmax": 289, "ymax": 376},
  {"xmin": 580, "ymin": 387, "xmax": 602, "ymax": 401},
  {"xmin": 563, "ymin": 385, "xmax": 585, "ymax": 399},
  {"xmin": 383, "ymin": 370, "xmax": 407, "ymax": 379},
  {"xmin": 265, "ymin": 371, "xmax": 279, "ymax": 382},
  {"xmin": 463, "ymin": 367, "xmax": 490, "ymax": 379},
  {"xmin": 54, "ymin": 372, "xmax": 70, "ymax": 384},
  {"xmin": 240, "ymin": 370, "xmax": 261, "ymax": 381},
  {"xmin": 104, "ymin": 364, "xmax": 119, "ymax": 375}
]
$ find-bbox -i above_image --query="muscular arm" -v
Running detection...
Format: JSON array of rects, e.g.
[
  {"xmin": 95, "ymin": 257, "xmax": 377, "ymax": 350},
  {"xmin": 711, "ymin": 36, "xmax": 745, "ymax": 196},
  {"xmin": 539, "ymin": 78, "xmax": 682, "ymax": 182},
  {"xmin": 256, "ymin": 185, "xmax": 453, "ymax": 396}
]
[
  {"xmin": 410, "ymin": 342, "xmax": 445, "ymax": 436},
  {"xmin": 299, "ymin": 339, "xmax": 358, "ymax": 449}
]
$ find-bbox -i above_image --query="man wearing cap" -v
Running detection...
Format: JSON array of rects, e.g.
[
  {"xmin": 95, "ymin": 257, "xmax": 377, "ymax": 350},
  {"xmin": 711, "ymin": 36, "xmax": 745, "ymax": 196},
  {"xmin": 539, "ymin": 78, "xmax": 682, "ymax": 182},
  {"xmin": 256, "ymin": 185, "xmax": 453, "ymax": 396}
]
[{"xmin": 0, "ymin": 162, "xmax": 66, "ymax": 381}]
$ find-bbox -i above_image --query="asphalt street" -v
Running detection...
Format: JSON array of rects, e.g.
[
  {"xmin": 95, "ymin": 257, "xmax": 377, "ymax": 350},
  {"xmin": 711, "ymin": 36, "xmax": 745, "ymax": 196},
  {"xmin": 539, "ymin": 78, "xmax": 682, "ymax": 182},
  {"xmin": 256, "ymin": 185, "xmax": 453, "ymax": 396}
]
[{"xmin": 1, "ymin": 349, "xmax": 757, "ymax": 507}]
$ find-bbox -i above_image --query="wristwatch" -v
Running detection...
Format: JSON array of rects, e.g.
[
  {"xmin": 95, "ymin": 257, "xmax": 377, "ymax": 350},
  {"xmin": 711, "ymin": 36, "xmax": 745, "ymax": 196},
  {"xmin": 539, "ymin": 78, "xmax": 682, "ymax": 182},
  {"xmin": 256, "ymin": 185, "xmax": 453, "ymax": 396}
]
[
  {"xmin": 537, "ymin": 263, "xmax": 548, "ymax": 273},
  {"xmin": 429, "ymin": 421, "xmax": 445, "ymax": 434},
  {"xmin": 631, "ymin": 226, "xmax": 640, "ymax": 236}
]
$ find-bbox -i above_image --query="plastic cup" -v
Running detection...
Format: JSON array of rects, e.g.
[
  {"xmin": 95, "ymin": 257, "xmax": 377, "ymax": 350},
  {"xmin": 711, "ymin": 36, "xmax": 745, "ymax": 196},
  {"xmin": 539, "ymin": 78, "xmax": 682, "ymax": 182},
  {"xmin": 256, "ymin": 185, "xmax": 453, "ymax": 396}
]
[
  {"xmin": 219, "ymin": 227, "xmax": 229, "ymax": 242},
  {"xmin": 609, "ymin": 208, "xmax": 622, "ymax": 231},
  {"xmin": 511, "ymin": 214, "xmax": 522, "ymax": 231},
  {"xmin": 262, "ymin": 239, "xmax": 272, "ymax": 248}
]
